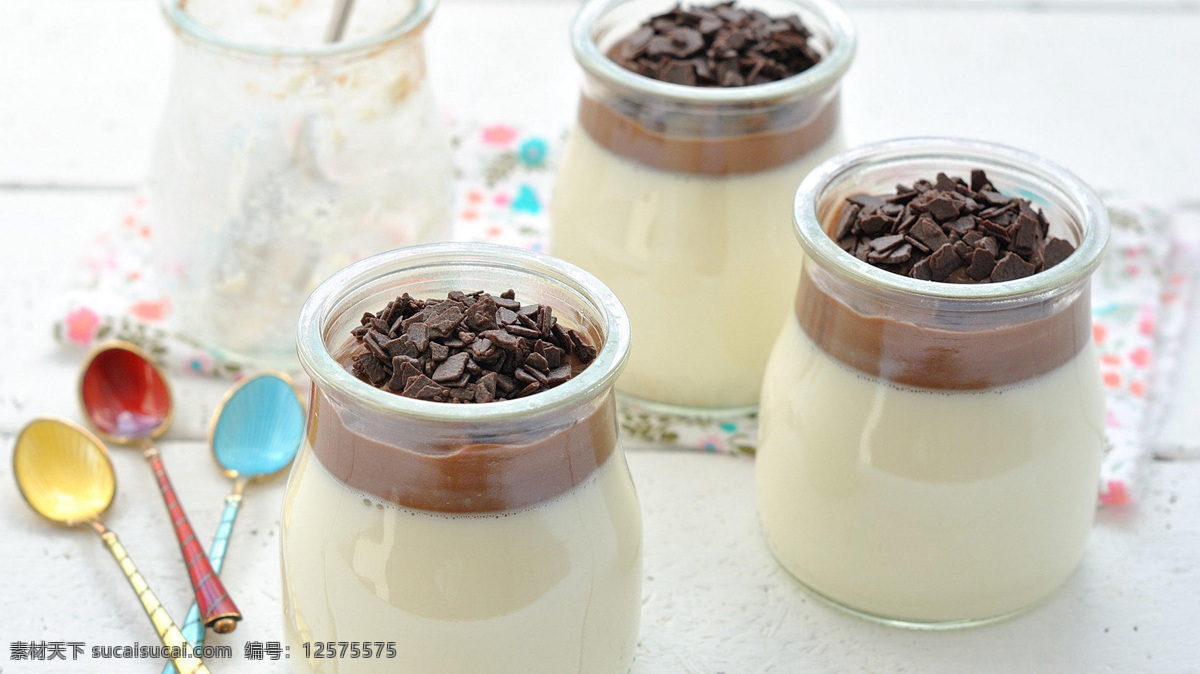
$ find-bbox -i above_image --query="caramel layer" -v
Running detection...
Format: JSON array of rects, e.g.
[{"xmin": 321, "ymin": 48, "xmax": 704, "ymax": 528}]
[
  {"xmin": 577, "ymin": 93, "xmax": 839, "ymax": 176},
  {"xmin": 794, "ymin": 272, "xmax": 1091, "ymax": 390}
]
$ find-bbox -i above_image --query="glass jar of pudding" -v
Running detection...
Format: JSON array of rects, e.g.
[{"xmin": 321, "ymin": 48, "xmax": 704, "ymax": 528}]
[
  {"xmin": 757, "ymin": 138, "xmax": 1110, "ymax": 628},
  {"xmin": 149, "ymin": 0, "xmax": 453, "ymax": 369},
  {"xmin": 282, "ymin": 243, "xmax": 641, "ymax": 673},
  {"xmin": 550, "ymin": 0, "xmax": 856, "ymax": 413}
]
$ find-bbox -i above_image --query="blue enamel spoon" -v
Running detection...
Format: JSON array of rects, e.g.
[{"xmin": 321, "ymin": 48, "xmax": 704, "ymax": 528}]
[{"xmin": 163, "ymin": 372, "xmax": 305, "ymax": 674}]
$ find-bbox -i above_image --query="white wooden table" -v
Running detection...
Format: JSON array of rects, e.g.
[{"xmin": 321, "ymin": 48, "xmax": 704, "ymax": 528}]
[{"xmin": 2, "ymin": 1, "xmax": 1199, "ymax": 672}]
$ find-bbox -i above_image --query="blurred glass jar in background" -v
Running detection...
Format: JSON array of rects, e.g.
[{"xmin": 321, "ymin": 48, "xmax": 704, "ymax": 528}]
[
  {"xmin": 149, "ymin": 0, "xmax": 453, "ymax": 369},
  {"xmin": 551, "ymin": 0, "xmax": 855, "ymax": 414}
]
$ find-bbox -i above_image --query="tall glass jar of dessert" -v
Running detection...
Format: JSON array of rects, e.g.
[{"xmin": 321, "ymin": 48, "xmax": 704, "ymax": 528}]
[
  {"xmin": 149, "ymin": 0, "xmax": 453, "ymax": 369},
  {"xmin": 757, "ymin": 138, "xmax": 1110, "ymax": 627},
  {"xmin": 550, "ymin": 0, "xmax": 856, "ymax": 414},
  {"xmin": 282, "ymin": 243, "xmax": 641, "ymax": 673}
]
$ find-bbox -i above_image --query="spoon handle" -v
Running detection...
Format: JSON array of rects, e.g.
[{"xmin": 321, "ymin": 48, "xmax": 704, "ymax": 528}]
[
  {"xmin": 144, "ymin": 447, "xmax": 242, "ymax": 631},
  {"xmin": 96, "ymin": 527, "xmax": 213, "ymax": 674},
  {"xmin": 162, "ymin": 492, "xmax": 243, "ymax": 674}
]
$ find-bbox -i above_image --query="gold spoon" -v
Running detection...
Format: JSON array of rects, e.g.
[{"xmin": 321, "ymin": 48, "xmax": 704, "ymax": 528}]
[{"xmin": 12, "ymin": 418, "xmax": 212, "ymax": 674}]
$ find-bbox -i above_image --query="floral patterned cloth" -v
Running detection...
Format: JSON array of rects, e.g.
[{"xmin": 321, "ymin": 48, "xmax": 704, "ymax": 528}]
[{"xmin": 53, "ymin": 122, "xmax": 1195, "ymax": 505}]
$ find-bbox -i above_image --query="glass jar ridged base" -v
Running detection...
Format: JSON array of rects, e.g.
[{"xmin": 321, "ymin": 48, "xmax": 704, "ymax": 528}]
[{"xmin": 764, "ymin": 537, "xmax": 1058, "ymax": 631}]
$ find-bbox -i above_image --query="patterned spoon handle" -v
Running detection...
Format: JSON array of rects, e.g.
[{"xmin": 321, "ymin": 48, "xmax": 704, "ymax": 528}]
[
  {"xmin": 162, "ymin": 490, "xmax": 243, "ymax": 674},
  {"xmin": 95, "ymin": 525, "xmax": 212, "ymax": 674},
  {"xmin": 144, "ymin": 447, "xmax": 241, "ymax": 631}
]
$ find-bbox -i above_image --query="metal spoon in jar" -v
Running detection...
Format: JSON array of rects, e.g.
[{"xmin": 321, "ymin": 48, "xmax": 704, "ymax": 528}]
[
  {"xmin": 79, "ymin": 340, "xmax": 242, "ymax": 633},
  {"xmin": 162, "ymin": 371, "xmax": 305, "ymax": 674},
  {"xmin": 12, "ymin": 418, "xmax": 213, "ymax": 674}
]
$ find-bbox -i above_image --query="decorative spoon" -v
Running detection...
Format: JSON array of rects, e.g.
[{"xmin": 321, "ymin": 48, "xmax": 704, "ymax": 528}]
[
  {"xmin": 163, "ymin": 371, "xmax": 305, "ymax": 674},
  {"xmin": 79, "ymin": 340, "xmax": 241, "ymax": 633},
  {"xmin": 12, "ymin": 418, "xmax": 213, "ymax": 674}
]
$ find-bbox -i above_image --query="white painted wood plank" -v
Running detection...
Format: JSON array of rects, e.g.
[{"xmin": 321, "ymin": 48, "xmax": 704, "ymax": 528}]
[
  {"xmin": 1, "ymin": 0, "xmax": 1198, "ymax": 202},
  {"xmin": 1, "ymin": 444, "xmax": 1197, "ymax": 672}
]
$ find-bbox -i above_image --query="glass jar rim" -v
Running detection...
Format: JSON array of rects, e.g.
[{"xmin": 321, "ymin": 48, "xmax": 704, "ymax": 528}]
[
  {"xmin": 571, "ymin": 0, "xmax": 856, "ymax": 107},
  {"xmin": 158, "ymin": 0, "xmax": 437, "ymax": 60},
  {"xmin": 296, "ymin": 243, "xmax": 632, "ymax": 424},
  {"xmin": 793, "ymin": 137, "xmax": 1110, "ymax": 303}
]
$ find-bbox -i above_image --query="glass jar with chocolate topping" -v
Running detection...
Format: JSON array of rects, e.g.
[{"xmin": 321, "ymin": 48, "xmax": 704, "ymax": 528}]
[
  {"xmin": 756, "ymin": 138, "xmax": 1110, "ymax": 628},
  {"xmin": 282, "ymin": 243, "xmax": 641, "ymax": 672},
  {"xmin": 550, "ymin": 0, "xmax": 855, "ymax": 414}
]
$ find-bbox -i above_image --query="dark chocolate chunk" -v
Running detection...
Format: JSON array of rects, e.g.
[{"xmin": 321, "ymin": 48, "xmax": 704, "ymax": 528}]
[
  {"xmin": 1043, "ymin": 237, "xmax": 1076, "ymax": 269},
  {"xmin": 926, "ymin": 197, "xmax": 961, "ymax": 222},
  {"xmin": 970, "ymin": 169, "xmax": 990, "ymax": 193},
  {"xmin": 927, "ymin": 243, "xmax": 964, "ymax": 282},
  {"xmin": 883, "ymin": 243, "xmax": 913, "ymax": 264},
  {"xmin": 990, "ymin": 252, "xmax": 1036, "ymax": 282},
  {"xmin": 352, "ymin": 352, "xmax": 389, "ymax": 387},
  {"xmin": 912, "ymin": 257, "xmax": 933, "ymax": 281},
  {"xmin": 946, "ymin": 215, "xmax": 977, "ymax": 235},
  {"xmin": 904, "ymin": 235, "xmax": 931, "ymax": 254},
  {"xmin": 833, "ymin": 204, "xmax": 860, "ymax": 240},
  {"xmin": 406, "ymin": 323, "xmax": 430, "ymax": 352},
  {"xmin": 429, "ymin": 341, "xmax": 449, "ymax": 362},
  {"xmin": 497, "ymin": 307, "xmax": 518, "ymax": 325},
  {"xmin": 482, "ymin": 329, "xmax": 521, "ymax": 352},
  {"xmin": 966, "ymin": 248, "xmax": 997, "ymax": 281},
  {"xmin": 858, "ymin": 212, "xmax": 892, "ymax": 236},
  {"xmin": 464, "ymin": 295, "xmax": 499, "ymax": 331},
  {"xmin": 934, "ymin": 173, "xmax": 958, "ymax": 193},
  {"xmin": 952, "ymin": 240, "xmax": 975, "ymax": 262},
  {"xmin": 979, "ymin": 219, "xmax": 1012, "ymax": 241},
  {"xmin": 869, "ymin": 234, "xmax": 905, "ymax": 253},
  {"xmin": 432, "ymin": 352, "xmax": 469, "ymax": 383},
  {"xmin": 1011, "ymin": 214, "xmax": 1042, "ymax": 253},
  {"xmin": 911, "ymin": 217, "xmax": 950, "ymax": 252}
]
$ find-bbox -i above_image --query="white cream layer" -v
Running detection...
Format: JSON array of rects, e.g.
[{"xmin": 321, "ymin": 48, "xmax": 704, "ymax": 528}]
[
  {"xmin": 281, "ymin": 445, "xmax": 643, "ymax": 673},
  {"xmin": 550, "ymin": 128, "xmax": 843, "ymax": 410},
  {"xmin": 756, "ymin": 317, "xmax": 1105, "ymax": 624}
]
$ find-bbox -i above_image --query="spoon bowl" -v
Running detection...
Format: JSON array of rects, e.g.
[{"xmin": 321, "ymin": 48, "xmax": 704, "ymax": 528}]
[
  {"xmin": 79, "ymin": 342, "xmax": 172, "ymax": 444},
  {"xmin": 13, "ymin": 418, "xmax": 115, "ymax": 525},
  {"xmin": 211, "ymin": 372, "xmax": 306, "ymax": 480}
]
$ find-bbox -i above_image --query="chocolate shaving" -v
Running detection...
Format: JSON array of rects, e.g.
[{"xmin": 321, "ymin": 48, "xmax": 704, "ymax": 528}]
[
  {"xmin": 831, "ymin": 169, "xmax": 1076, "ymax": 283},
  {"xmin": 348, "ymin": 290, "xmax": 596, "ymax": 403},
  {"xmin": 610, "ymin": 1, "xmax": 821, "ymax": 88}
]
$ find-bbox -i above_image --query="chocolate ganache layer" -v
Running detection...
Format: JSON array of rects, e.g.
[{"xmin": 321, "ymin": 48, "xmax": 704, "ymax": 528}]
[
  {"xmin": 794, "ymin": 274, "xmax": 1090, "ymax": 390},
  {"xmin": 305, "ymin": 379, "xmax": 618, "ymax": 514},
  {"xmin": 578, "ymin": 93, "xmax": 839, "ymax": 176}
]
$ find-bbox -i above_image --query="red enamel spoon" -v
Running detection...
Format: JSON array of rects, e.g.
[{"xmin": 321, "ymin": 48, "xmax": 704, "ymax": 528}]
[{"xmin": 79, "ymin": 340, "xmax": 241, "ymax": 634}]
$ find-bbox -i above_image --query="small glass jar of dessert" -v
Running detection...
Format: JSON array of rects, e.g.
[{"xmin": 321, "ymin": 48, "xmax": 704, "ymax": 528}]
[
  {"xmin": 756, "ymin": 137, "xmax": 1110, "ymax": 628},
  {"xmin": 282, "ymin": 243, "xmax": 641, "ymax": 672},
  {"xmin": 149, "ymin": 0, "xmax": 453, "ymax": 369},
  {"xmin": 551, "ymin": 0, "xmax": 856, "ymax": 414}
]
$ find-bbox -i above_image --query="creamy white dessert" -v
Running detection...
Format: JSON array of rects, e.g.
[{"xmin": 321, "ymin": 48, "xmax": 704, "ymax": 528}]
[
  {"xmin": 551, "ymin": 129, "xmax": 844, "ymax": 409},
  {"xmin": 281, "ymin": 445, "xmax": 643, "ymax": 673},
  {"xmin": 756, "ymin": 317, "xmax": 1105, "ymax": 624}
]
